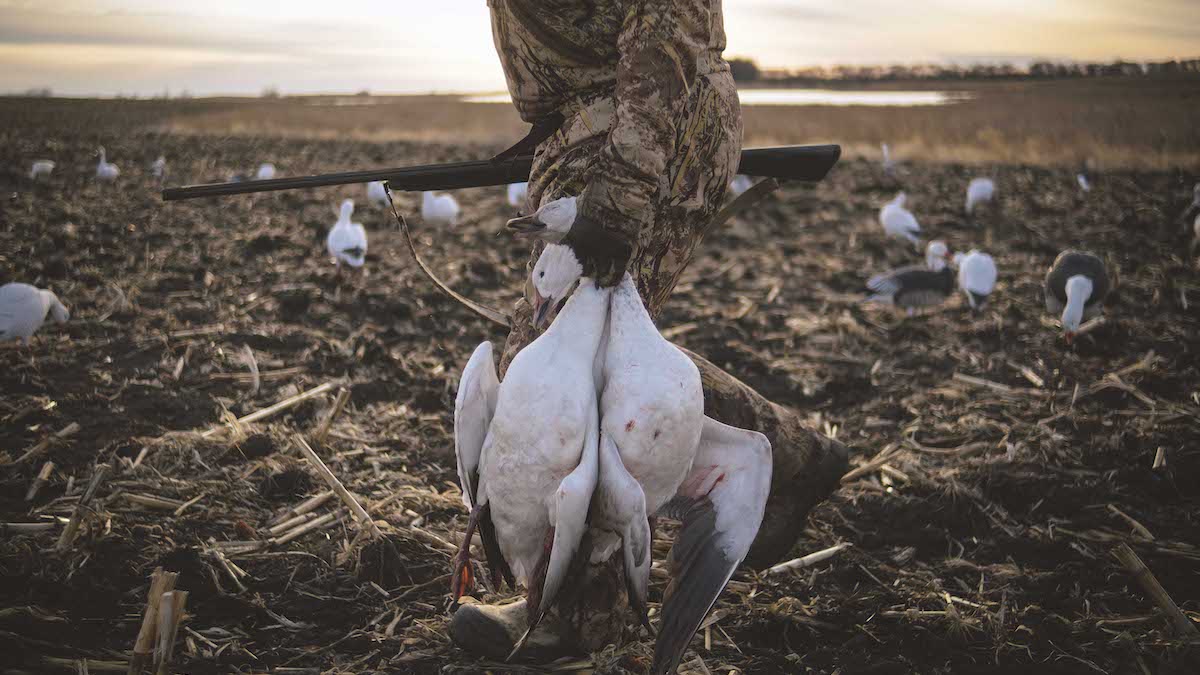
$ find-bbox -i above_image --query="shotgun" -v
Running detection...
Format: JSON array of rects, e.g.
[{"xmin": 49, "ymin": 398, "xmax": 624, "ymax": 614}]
[{"xmin": 160, "ymin": 144, "xmax": 840, "ymax": 201}]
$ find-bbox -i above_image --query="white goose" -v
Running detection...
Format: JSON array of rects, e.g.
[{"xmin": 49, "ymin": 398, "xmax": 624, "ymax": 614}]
[
  {"xmin": 509, "ymin": 200, "xmax": 773, "ymax": 675},
  {"xmin": 879, "ymin": 192, "xmax": 921, "ymax": 247},
  {"xmin": 1, "ymin": 283, "xmax": 69, "ymax": 344},
  {"xmin": 955, "ymin": 249, "xmax": 998, "ymax": 311},
  {"xmin": 507, "ymin": 182, "xmax": 529, "ymax": 209},
  {"xmin": 152, "ymin": 156, "xmax": 167, "ymax": 181},
  {"xmin": 452, "ymin": 275, "xmax": 608, "ymax": 658},
  {"xmin": 366, "ymin": 181, "xmax": 389, "ymax": 208},
  {"xmin": 326, "ymin": 199, "xmax": 368, "ymax": 269},
  {"xmin": 29, "ymin": 160, "xmax": 55, "ymax": 179},
  {"xmin": 965, "ymin": 177, "xmax": 996, "ymax": 215},
  {"xmin": 96, "ymin": 147, "xmax": 120, "ymax": 181},
  {"xmin": 255, "ymin": 163, "xmax": 276, "ymax": 180},
  {"xmin": 422, "ymin": 190, "xmax": 461, "ymax": 226},
  {"xmin": 729, "ymin": 175, "xmax": 753, "ymax": 196}
]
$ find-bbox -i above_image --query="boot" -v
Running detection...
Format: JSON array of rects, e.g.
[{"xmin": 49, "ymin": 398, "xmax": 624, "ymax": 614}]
[{"xmin": 449, "ymin": 598, "xmax": 572, "ymax": 660}]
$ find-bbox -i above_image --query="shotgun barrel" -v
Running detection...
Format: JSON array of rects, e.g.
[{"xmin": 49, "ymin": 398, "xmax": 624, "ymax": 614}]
[{"xmin": 160, "ymin": 144, "xmax": 840, "ymax": 202}]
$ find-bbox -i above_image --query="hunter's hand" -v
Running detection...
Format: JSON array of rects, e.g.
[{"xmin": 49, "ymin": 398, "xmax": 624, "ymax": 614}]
[{"xmin": 562, "ymin": 212, "xmax": 633, "ymax": 287}]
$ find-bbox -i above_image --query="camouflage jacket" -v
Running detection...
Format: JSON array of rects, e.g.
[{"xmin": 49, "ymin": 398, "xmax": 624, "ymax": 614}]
[{"xmin": 488, "ymin": 0, "xmax": 737, "ymax": 244}]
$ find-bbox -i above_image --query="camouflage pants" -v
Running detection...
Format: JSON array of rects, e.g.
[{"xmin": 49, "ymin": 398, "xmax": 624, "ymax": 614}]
[{"xmin": 499, "ymin": 71, "xmax": 846, "ymax": 649}]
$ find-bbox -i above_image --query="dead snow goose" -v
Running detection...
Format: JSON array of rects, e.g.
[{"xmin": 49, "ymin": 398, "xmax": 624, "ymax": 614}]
[
  {"xmin": 866, "ymin": 240, "xmax": 954, "ymax": 314},
  {"xmin": 422, "ymin": 190, "xmax": 461, "ymax": 226},
  {"xmin": 955, "ymin": 249, "xmax": 998, "ymax": 311},
  {"xmin": 965, "ymin": 177, "xmax": 996, "ymax": 215},
  {"xmin": 451, "ymin": 273, "xmax": 609, "ymax": 658},
  {"xmin": 1044, "ymin": 250, "xmax": 1110, "ymax": 343},
  {"xmin": 0, "ymin": 283, "xmax": 69, "ymax": 344},
  {"xmin": 326, "ymin": 199, "xmax": 368, "ymax": 269},
  {"xmin": 511, "ymin": 203, "xmax": 772, "ymax": 672},
  {"xmin": 96, "ymin": 147, "xmax": 120, "ymax": 181},
  {"xmin": 879, "ymin": 192, "xmax": 921, "ymax": 248},
  {"xmin": 596, "ymin": 273, "xmax": 771, "ymax": 675},
  {"xmin": 29, "ymin": 160, "xmax": 55, "ymax": 179}
]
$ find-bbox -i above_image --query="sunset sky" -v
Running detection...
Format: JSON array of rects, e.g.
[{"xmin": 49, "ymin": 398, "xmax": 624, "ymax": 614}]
[{"xmin": 3, "ymin": 0, "xmax": 1198, "ymax": 96}]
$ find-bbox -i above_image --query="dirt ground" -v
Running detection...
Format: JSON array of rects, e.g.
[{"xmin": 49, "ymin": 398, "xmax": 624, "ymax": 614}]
[{"xmin": 2, "ymin": 98, "xmax": 1199, "ymax": 674}]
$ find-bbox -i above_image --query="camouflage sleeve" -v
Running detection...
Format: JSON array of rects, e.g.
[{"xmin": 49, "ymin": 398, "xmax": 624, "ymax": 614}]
[{"xmin": 576, "ymin": 1, "xmax": 699, "ymax": 245}]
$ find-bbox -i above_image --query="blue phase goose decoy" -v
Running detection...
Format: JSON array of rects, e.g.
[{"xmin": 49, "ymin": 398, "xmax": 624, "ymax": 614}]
[
  {"xmin": 1044, "ymin": 250, "xmax": 1110, "ymax": 343},
  {"xmin": 866, "ymin": 240, "xmax": 954, "ymax": 314}
]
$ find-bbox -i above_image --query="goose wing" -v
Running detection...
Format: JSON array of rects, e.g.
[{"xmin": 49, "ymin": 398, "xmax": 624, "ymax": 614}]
[
  {"xmin": 652, "ymin": 416, "xmax": 772, "ymax": 675},
  {"xmin": 455, "ymin": 341, "xmax": 499, "ymax": 508}
]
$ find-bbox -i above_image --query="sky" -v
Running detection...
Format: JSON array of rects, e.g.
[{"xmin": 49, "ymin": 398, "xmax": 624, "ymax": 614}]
[{"xmin": 2, "ymin": 0, "xmax": 1198, "ymax": 97}]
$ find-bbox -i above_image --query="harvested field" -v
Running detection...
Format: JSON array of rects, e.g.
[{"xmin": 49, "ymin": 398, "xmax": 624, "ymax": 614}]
[{"xmin": 1, "ymin": 96, "xmax": 1199, "ymax": 674}]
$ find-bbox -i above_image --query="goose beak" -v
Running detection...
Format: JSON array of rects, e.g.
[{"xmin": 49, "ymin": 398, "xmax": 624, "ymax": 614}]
[
  {"xmin": 506, "ymin": 213, "xmax": 546, "ymax": 236},
  {"xmin": 532, "ymin": 290, "xmax": 553, "ymax": 329},
  {"xmin": 1065, "ymin": 331, "xmax": 1075, "ymax": 345}
]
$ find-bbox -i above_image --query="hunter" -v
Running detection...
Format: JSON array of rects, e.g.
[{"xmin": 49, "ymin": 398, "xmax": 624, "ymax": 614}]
[{"xmin": 451, "ymin": 0, "xmax": 848, "ymax": 657}]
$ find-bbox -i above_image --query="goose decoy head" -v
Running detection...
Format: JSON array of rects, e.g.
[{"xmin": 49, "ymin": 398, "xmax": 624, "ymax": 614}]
[
  {"xmin": 506, "ymin": 196, "xmax": 577, "ymax": 243},
  {"xmin": 530, "ymin": 244, "xmax": 583, "ymax": 329},
  {"xmin": 926, "ymin": 240, "xmax": 950, "ymax": 270}
]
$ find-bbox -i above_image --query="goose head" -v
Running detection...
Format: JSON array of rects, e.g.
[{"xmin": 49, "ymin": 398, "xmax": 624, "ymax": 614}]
[
  {"xmin": 338, "ymin": 199, "xmax": 354, "ymax": 222},
  {"xmin": 43, "ymin": 290, "xmax": 69, "ymax": 323},
  {"xmin": 530, "ymin": 244, "xmax": 583, "ymax": 328},
  {"xmin": 892, "ymin": 192, "xmax": 907, "ymax": 208},
  {"xmin": 506, "ymin": 196, "xmax": 577, "ymax": 243},
  {"xmin": 926, "ymin": 240, "xmax": 950, "ymax": 271}
]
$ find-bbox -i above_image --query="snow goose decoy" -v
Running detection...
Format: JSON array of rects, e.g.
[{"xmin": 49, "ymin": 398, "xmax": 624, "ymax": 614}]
[
  {"xmin": 95, "ymin": 147, "xmax": 120, "ymax": 181},
  {"xmin": 451, "ymin": 270, "xmax": 609, "ymax": 659},
  {"xmin": 965, "ymin": 177, "xmax": 996, "ymax": 216},
  {"xmin": 255, "ymin": 163, "xmax": 276, "ymax": 180},
  {"xmin": 1076, "ymin": 163, "xmax": 1092, "ymax": 193},
  {"xmin": 1044, "ymin": 250, "xmax": 1110, "ymax": 343},
  {"xmin": 0, "ymin": 283, "xmax": 69, "ymax": 344},
  {"xmin": 422, "ymin": 190, "xmax": 461, "ymax": 226},
  {"xmin": 507, "ymin": 182, "xmax": 529, "ymax": 209},
  {"xmin": 955, "ymin": 249, "xmax": 997, "ymax": 311},
  {"xmin": 326, "ymin": 199, "xmax": 368, "ymax": 270},
  {"xmin": 729, "ymin": 175, "xmax": 753, "ymax": 197},
  {"xmin": 366, "ymin": 181, "xmax": 389, "ymax": 207},
  {"xmin": 879, "ymin": 192, "xmax": 921, "ymax": 248},
  {"xmin": 881, "ymin": 143, "xmax": 896, "ymax": 177},
  {"xmin": 29, "ymin": 160, "xmax": 55, "ymax": 180},
  {"xmin": 866, "ymin": 240, "xmax": 954, "ymax": 314},
  {"xmin": 151, "ymin": 156, "xmax": 167, "ymax": 181}
]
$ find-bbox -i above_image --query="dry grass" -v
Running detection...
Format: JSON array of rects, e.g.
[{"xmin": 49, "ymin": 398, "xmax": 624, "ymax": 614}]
[{"xmin": 143, "ymin": 77, "xmax": 1200, "ymax": 170}]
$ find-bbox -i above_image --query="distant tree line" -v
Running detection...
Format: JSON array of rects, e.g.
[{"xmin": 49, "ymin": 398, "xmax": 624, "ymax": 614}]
[{"xmin": 726, "ymin": 58, "xmax": 1200, "ymax": 84}]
